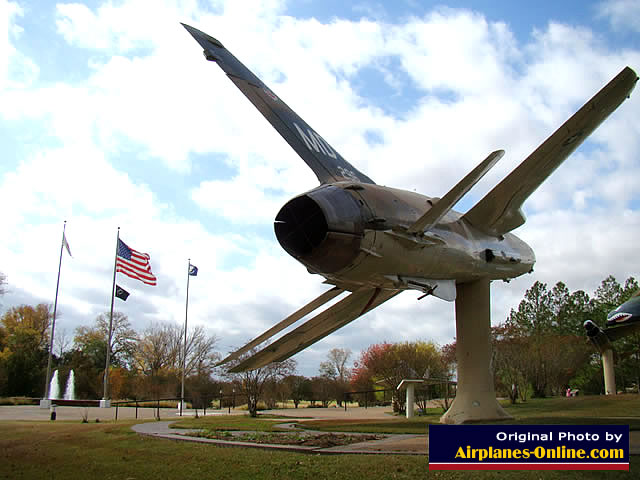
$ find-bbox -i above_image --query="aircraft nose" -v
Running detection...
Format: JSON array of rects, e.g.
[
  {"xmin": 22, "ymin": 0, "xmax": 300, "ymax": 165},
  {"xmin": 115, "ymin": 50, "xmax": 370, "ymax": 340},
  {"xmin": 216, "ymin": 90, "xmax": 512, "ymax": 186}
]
[{"xmin": 275, "ymin": 185, "xmax": 364, "ymax": 273}]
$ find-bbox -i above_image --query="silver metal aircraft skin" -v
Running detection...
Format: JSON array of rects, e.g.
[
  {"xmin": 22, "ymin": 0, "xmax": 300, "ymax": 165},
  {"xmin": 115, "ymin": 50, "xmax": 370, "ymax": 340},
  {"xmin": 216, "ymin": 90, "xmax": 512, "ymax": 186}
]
[{"xmin": 182, "ymin": 24, "xmax": 638, "ymax": 372}]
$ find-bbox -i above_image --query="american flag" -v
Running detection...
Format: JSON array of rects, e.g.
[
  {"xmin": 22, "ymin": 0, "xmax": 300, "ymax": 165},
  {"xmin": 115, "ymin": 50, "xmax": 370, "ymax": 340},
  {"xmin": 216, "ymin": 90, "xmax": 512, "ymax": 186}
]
[{"xmin": 116, "ymin": 239, "xmax": 157, "ymax": 286}]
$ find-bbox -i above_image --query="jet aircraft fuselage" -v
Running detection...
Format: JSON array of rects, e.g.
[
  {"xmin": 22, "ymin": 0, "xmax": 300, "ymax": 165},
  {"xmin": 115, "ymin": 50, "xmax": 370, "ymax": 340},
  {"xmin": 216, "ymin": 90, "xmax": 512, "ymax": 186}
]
[
  {"xmin": 275, "ymin": 182, "xmax": 535, "ymax": 293},
  {"xmin": 182, "ymin": 23, "xmax": 637, "ymax": 375}
]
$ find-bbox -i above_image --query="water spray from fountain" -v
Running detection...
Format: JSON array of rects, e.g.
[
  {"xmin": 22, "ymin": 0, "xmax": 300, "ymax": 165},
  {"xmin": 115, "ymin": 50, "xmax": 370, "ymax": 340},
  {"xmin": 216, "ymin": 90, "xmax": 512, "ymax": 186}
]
[
  {"xmin": 48, "ymin": 370, "xmax": 60, "ymax": 399},
  {"xmin": 63, "ymin": 369, "xmax": 75, "ymax": 400}
]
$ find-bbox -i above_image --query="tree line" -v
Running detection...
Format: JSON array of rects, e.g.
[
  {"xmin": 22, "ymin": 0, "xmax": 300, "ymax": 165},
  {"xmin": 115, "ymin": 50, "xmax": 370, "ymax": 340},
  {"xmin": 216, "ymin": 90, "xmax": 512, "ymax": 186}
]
[
  {"xmin": 1, "ymin": 271, "xmax": 638, "ymax": 416},
  {"xmin": 491, "ymin": 275, "xmax": 639, "ymax": 401}
]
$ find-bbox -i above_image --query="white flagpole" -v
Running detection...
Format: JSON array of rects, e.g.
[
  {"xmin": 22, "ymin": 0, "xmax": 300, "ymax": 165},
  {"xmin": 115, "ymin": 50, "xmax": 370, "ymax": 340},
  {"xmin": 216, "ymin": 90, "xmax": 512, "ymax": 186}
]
[
  {"xmin": 180, "ymin": 259, "xmax": 191, "ymax": 415},
  {"xmin": 102, "ymin": 227, "xmax": 119, "ymax": 405},
  {"xmin": 43, "ymin": 221, "xmax": 67, "ymax": 403}
]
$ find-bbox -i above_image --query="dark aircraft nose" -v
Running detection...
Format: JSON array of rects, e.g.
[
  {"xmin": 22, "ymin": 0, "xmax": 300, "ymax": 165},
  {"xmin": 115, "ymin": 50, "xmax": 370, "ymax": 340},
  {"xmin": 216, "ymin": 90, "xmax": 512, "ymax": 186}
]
[
  {"xmin": 607, "ymin": 292, "xmax": 640, "ymax": 326},
  {"xmin": 275, "ymin": 185, "xmax": 365, "ymax": 273}
]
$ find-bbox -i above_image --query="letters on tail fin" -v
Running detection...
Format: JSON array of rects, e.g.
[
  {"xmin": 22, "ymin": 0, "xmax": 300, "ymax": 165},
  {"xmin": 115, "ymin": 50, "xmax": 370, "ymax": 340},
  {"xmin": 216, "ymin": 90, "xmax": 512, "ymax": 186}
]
[
  {"xmin": 182, "ymin": 23, "xmax": 375, "ymax": 185},
  {"xmin": 463, "ymin": 67, "xmax": 638, "ymax": 237}
]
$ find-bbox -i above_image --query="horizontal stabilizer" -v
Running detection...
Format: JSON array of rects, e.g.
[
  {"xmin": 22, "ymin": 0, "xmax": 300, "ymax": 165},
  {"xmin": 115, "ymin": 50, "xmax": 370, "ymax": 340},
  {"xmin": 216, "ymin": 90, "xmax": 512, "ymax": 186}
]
[
  {"xmin": 216, "ymin": 287, "xmax": 343, "ymax": 366},
  {"xmin": 182, "ymin": 23, "xmax": 375, "ymax": 185},
  {"xmin": 463, "ymin": 67, "xmax": 638, "ymax": 237},
  {"xmin": 407, "ymin": 150, "xmax": 504, "ymax": 233},
  {"xmin": 229, "ymin": 288, "xmax": 399, "ymax": 372}
]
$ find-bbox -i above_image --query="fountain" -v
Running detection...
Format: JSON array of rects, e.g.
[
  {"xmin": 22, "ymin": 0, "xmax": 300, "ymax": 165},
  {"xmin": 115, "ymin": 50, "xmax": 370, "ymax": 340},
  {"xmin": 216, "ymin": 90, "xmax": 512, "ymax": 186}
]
[
  {"xmin": 49, "ymin": 369, "xmax": 60, "ymax": 399},
  {"xmin": 63, "ymin": 369, "xmax": 75, "ymax": 400}
]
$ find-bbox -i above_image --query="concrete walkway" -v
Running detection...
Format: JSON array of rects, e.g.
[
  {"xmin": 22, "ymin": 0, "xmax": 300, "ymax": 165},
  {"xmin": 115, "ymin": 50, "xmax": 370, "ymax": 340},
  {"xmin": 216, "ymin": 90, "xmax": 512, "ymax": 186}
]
[
  {"xmin": 2, "ymin": 405, "xmax": 638, "ymax": 456},
  {"xmin": 0, "ymin": 404, "xmax": 243, "ymax": 422},
  {"xmin": 131, "ymin": 420, "xmax": 428, "ymax": 455},
  {"xmin": 130, "ymin": 405, "xmax": 640, "ymax": 456}
]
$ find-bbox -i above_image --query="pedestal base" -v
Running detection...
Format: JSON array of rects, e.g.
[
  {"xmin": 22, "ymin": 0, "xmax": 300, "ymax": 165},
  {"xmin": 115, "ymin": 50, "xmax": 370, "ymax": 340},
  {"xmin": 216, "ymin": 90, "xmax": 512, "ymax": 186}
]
[
  {"xmin": 99, "ymin": 399, "xmax": 111, "ymax": 408},
  {"xmin": 440, "ymin": 390, "xmax": 511, "ymax": 424},
  {"xmin": 39, "ymin": 399, "xmax": 52, "ymax": 409},
  {"xmin": 439, "ymin": 279, "xmax": 512, "ymax": 424}
]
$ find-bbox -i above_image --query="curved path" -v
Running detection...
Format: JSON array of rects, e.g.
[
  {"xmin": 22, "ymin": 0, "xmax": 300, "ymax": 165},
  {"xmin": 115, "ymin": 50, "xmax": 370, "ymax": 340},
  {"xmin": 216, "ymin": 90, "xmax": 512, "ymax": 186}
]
[{"xmin": 131, "ymin": 420, "xmax": 428, "ymax": 455}]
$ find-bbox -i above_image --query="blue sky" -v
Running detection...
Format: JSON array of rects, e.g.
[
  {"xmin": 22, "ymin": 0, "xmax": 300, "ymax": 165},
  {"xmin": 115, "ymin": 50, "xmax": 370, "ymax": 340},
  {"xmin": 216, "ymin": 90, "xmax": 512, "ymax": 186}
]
[{"xmin": 1, "ymin": 0, "xmax": 639, "ymax": 377}]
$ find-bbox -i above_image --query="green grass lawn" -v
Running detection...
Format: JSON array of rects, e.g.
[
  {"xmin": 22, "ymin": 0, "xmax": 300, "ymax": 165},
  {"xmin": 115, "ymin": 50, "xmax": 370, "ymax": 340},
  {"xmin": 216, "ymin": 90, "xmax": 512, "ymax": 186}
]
[
  {"xmin": 172, "ymin": 413, "xmax": 295, "ymax": 432},
  {"xmin": 1, "ymin": 395, "xmax": 639, "ymax": 480},
  {"xmin": 1, "ymin": 420, "xmax": 638, "ymax": 480},
  {"xmin": 301, "ymin": 395, "xmax": 640, "ymax": 434}
]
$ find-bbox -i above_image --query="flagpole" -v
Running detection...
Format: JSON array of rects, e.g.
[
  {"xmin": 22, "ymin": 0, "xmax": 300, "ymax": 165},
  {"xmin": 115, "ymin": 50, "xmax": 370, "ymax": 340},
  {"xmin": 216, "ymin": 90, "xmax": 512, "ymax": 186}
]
[
  {"xmin": 43, "ymin": 221, "xmax": 67, "ymax": 403},
  {"xmin": 102, "ymin": 227, "xmax": 119, "ymax": 404},
  {"xmin": 180, "ymin": 258, "xmax": 190, "ymax": 415}
]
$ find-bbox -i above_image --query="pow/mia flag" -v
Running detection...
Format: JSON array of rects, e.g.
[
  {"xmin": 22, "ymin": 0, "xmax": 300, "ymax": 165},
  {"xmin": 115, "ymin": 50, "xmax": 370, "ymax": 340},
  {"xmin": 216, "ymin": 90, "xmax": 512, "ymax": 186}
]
[{"xmin": 115, "ymin": 285, "xmax": 130, "ymax": 301}]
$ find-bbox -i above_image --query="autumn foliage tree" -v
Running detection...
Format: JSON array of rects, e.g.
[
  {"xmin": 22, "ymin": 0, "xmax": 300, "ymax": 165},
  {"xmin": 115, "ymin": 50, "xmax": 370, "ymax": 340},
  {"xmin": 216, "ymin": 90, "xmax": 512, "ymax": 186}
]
[
  {"xmin": 351, "ymin": 340, "xmax": 449, "ymax": 412},
  {"xmin": 0, "ymin": 304, "xmax": 52, "ymax": 396}
]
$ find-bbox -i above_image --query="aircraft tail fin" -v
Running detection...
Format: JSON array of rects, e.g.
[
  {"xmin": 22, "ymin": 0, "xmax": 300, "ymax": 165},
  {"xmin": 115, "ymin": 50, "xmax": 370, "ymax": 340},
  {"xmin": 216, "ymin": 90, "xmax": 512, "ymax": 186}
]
[
  {"xmin": 407, "ymin": 150, "xmax": 503, "ymax": 234},
  {"xmin": 182, "ymin": 23, "xmax": 375, "ymax": 185}
]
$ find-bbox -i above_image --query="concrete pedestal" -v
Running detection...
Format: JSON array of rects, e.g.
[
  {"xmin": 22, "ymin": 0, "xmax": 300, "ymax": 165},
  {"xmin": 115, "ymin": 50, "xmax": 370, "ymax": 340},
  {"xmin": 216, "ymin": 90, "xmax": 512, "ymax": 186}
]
[
  {"xmin": 440, "ymin": 279, "xmax": 511, "ymax": 424},
  {"xmin": 397, "ymin": 379, "xmax": 424, "ymax": 419},
  {"xmin": 39, "ymin": 399, "xmax": 52, "ymax": 409},
  {"xmin": 406, "ymin": 385, "xmax": 415, "ymax": 419},
  {"xmin": 99, "ymin": 399, "xmax": 111, "ymax": 408},
  {"xmin": 602, "ymin": 348, "xmax": 616, "ymax": 395}
]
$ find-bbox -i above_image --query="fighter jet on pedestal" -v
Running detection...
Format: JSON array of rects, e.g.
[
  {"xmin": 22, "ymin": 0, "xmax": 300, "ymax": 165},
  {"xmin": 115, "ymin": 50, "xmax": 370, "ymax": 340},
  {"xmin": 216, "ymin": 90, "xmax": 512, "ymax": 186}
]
[
  {"xmin": 585, "ymin": 291, "xmax": 640, "ymax": 395},
  {"xmin": 182, "ymin": 23, "xmax": 637, "ymax": 423}
]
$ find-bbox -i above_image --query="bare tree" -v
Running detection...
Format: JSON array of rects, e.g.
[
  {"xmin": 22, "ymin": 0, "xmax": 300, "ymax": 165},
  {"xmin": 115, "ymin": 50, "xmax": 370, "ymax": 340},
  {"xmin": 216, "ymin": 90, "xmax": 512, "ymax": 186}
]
[
  {"xmin": 132, "ymin": 322, "xmax": 219, "ymax": 400},
  {"xmin": 221, "ymin": 346, "xmax": 296, "ymax": 417},
  {"xmin": 319, "ymin": 348, "xmax": 352, "ymax": 381},
  {"xmin": 181, "ymin": 324, "xmax": 220, "ymax": 377},
  {"xmin": 54, "ymin": 327, "xmax": 72, "ymax": 358},
  {"xmin": 132, "ymin": 322, "xmax": 181, "ymax": 376},
  {"xmin": 319, "ymin": 348, "xmax": 352, "ymax": 406},
  {"xmin": 75, "ymin": 312, "xmax": 138, "ymax": 368}
]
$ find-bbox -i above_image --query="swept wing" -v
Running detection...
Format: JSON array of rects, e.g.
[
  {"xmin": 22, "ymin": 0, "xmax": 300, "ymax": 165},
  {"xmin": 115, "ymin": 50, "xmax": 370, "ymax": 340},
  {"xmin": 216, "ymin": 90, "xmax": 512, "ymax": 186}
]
[
  {"xmin": 229, "ymin": 287, "xmax": 400, "ymax": 372},
  {"xmin": 217, "ymin": 287, "xmax": 343, "ymax": 366},
  {"xmin": 463, "ymin": 67, "xmax": 638, "ymax": 237}
]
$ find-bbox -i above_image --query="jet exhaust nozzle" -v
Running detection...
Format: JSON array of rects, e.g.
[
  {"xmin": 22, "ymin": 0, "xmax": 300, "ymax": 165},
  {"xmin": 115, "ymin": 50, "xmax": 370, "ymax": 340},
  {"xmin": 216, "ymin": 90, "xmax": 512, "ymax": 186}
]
[{"xmin": 275, "ymin": 186, "xmax": 364, "ymax": 273}]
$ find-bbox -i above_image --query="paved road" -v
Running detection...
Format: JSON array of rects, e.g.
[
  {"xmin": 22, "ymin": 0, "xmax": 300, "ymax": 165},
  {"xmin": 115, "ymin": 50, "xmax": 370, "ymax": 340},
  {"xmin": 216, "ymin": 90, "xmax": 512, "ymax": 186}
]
[
  {"xmin": 0, "ymin": 404, "xmax": 238, "ymax": 422},
  {"xmin": 0, "ymin": 404, "xmax": 393, "ymax": 422}
]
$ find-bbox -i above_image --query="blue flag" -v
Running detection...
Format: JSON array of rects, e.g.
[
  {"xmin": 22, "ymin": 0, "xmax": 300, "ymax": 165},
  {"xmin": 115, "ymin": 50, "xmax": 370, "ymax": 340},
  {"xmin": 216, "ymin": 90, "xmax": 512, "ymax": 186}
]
[{"xmin": 189, "ymin": 264, "xmax": 198, "ymax": 276}]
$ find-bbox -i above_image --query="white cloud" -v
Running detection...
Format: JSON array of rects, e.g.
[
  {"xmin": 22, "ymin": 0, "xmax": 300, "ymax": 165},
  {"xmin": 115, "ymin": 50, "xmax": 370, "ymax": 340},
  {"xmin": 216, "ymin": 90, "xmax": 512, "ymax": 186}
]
[
  {"xmin": 55, "ymin": 0, "xmax": 202, "ymax": 52},
  {"xmin": 0, "ymin": 0, "xmax": 38, "ymax": 90},
  {"xmin": 598, "ymin": 0, "xmax": 640, "ymax": 32},
  {"xmin": 1, "ymin": 1, "xmax": 639, "ymax": 376}
]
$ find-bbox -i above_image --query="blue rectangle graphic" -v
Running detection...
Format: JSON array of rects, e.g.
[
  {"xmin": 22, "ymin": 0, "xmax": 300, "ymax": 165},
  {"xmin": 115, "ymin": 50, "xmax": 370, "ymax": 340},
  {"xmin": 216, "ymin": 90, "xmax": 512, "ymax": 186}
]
[{"xmin": 429, "ymin": 425, "xmax": 628, "ymax": 470}]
